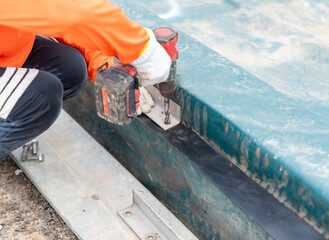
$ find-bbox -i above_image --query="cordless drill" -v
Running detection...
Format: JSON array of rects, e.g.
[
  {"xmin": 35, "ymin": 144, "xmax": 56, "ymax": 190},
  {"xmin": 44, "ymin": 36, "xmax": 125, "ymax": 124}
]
[
  {"xmin": 153, "ymin": 27, "xmax": 179, "ymax": 124},
  {"xmin": 94, "ymin": 27, "xmax": 178, "ymax": 126}
]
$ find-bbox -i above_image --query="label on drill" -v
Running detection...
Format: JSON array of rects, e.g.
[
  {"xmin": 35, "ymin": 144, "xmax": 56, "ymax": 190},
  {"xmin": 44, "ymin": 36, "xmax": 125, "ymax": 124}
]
[{"xmin": 102, "ymin": 88, "xmax": 109, "ymax": 116}]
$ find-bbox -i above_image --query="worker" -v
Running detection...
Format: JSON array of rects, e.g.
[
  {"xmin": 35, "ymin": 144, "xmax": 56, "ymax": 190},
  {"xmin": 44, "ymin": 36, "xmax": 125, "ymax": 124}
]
[{"xmin": 0, "ymin": 0, "xmax": 171, "ymax": 159}]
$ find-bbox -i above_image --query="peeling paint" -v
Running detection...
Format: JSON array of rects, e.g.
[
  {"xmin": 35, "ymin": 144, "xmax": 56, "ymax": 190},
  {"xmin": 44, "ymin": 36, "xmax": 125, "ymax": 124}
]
[
  {"xmin": 112, "ymin": 0, "xmax": 329, "ymax": 236},
  {"xmin": 202, "ymin": 106, "xmax": 208, "ymax": 137},
  {"xmin": 225, "ymin": 121, "xmax": 229, "ymax": 135}
]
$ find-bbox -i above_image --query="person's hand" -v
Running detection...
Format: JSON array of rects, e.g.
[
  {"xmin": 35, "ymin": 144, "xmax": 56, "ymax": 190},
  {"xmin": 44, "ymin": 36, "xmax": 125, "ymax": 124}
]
[
  {"xmin": 137, "ymin": 87, "xmax": 155, "ymax": 115},
  {"xmin": 130, "ymin": 28, "xmax": 171, "ymax": 87}
]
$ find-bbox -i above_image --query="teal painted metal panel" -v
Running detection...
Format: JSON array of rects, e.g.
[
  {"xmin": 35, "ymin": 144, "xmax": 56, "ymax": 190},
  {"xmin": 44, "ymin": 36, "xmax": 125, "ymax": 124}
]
[
  {"xmin": 63, "ymin": 82, "xmax": 271, "ymax": 240},
  {"xmin": 112, "ymin": 0, "xmax": 329, "ymax": 236},
  {"xmin": 50, "ymin": 0, "xmax": 328, "ymax": 238}
]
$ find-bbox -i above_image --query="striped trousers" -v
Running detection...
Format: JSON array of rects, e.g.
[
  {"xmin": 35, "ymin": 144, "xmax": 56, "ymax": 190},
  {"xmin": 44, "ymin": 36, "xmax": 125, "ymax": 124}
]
[{"xmin": 0, "ymin": 36, "xmax": 88, "ymax": 158}]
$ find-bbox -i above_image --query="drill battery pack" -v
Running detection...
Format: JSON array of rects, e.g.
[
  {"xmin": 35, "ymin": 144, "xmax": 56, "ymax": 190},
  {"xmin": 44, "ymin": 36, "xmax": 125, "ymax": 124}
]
[{"xmin": 94, "ymin": 63, "xmax": 140, "ymax": 125}]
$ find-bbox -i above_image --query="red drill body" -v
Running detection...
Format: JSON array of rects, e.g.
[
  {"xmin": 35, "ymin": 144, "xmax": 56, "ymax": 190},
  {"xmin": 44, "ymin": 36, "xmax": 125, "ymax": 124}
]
[{"xmin": 94, "ymin": 27, "xmax": 178, "ymax": 126}]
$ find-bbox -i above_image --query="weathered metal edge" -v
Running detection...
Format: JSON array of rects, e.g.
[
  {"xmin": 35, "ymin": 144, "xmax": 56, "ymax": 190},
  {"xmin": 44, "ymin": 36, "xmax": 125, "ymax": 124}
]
[
  {"xmin": 63, "ymin": 81, "xmax": 322, "ymax": 239},
  {"xmin": 109, "ymin": 0, "xmax": 329, "ymax": 236}
]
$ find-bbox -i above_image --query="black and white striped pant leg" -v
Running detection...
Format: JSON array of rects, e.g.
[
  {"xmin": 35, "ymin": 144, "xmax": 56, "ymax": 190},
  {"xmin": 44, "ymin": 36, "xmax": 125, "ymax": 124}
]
[{"xmin": 0, "ymin": 68, "xmax": 63, "ymax": 158}]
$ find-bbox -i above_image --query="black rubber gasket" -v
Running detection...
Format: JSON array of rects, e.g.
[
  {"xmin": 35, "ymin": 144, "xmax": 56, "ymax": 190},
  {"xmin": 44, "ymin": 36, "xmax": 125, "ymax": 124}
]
[{"xmin": 138, "ymin": 115, "xmax": 324, "ymax": 240}]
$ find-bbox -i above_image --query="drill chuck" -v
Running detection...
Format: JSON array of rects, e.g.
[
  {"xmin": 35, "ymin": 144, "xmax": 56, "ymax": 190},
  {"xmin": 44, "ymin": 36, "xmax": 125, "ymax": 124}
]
[{"xmin": 158, "ymin": 60, "xmax": 177, "ymax": 98}]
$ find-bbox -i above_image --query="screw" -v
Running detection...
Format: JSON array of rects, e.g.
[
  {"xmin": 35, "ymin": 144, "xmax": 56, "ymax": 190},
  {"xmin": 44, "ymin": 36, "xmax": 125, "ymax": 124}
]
[
  {"xmin": 21, "ymin": 143, "xmax": 44, "ymax": 162},
  {"xmin": 21, "ymin": 144, "xmax": 30, "ymax": 161},
  {"xmin": 31, "ymin": 139, "xmax": 39, "ymax": 155}
]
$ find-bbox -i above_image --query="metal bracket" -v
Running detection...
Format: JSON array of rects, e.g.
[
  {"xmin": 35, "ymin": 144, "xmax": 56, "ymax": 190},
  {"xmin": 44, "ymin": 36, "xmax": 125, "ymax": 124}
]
[
  {"xmin": 118, "ymin": 191, "xmax": 184, "ymax": 240},
  {"xmin": 21, "ymin": 139, "xmax": 44, "ymax": 162},
  {"xmin": 144, "ymin": 86, "xmax": 181, "ymax": 131}
]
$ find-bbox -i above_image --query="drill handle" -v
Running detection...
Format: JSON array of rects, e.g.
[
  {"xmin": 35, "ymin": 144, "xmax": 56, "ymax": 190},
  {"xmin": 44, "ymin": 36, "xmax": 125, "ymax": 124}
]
[{"xmin": 153, "ymin": 27, "xmax": 179, "ymax": 61}]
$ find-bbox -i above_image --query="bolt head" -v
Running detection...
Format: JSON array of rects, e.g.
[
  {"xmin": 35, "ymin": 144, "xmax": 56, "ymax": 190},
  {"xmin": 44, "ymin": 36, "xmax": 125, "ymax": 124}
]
[{"xmin": 38, "ymin": 153, "xmax": 45, "ymax": 162}]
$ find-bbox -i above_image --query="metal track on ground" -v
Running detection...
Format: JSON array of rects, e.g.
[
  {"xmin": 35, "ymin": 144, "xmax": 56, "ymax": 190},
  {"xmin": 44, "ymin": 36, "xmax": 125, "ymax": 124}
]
[{"xmin": 11, "ymin": 110, "xmax": 197, "ymax": 240}]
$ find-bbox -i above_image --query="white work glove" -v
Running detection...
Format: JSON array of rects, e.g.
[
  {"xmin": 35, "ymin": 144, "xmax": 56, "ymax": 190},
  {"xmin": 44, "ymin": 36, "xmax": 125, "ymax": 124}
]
[
  {"xmin": 130, "ymin": 28, "xmax": 171, "ymax": 87},
  {"xmin": 137, "ymin": 87, "xmax": 155, "ymax": 115}
]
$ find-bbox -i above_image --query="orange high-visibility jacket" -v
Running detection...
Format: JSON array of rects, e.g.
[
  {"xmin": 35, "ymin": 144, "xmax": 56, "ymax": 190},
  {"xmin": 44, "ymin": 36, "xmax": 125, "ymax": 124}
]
[{"xmin": 0, "ymin": 0, "xmax": 149, "ymax": 82}]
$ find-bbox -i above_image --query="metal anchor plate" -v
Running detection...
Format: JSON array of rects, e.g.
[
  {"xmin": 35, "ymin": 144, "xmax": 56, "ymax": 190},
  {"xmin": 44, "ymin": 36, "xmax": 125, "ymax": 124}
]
[{"xmin": 144, "ymin": 86, "xmax": 181, "ymax": 131}]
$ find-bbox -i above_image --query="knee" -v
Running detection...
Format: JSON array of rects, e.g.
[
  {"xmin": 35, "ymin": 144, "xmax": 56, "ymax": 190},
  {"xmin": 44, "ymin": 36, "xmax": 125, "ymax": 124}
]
[
  {"xmin": 33, "ymin": 71, "xmax": 63, "ymax": 129},
  {"xmin": 0, "ymin": 70, "xmax": 63, "ymax": 156},
  {"xmin": 9, "ymin": 70, "xmax": 63, "ymax": 132},
  {"xmin": 63, "ymin": 48, "xmax": 88, "ymax": 99}
]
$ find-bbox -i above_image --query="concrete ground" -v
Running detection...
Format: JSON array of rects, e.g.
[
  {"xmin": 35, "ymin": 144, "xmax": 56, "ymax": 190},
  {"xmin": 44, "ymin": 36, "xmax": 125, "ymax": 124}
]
[{"xmin": 0, "ymin": 156, "xmax": 78, "ymax": 240}]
